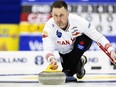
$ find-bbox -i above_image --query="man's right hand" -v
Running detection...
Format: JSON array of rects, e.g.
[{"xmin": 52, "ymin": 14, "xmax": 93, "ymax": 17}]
[{"xmin": 48, "ymin": 57, "xmax": 58, "ymax": 70}]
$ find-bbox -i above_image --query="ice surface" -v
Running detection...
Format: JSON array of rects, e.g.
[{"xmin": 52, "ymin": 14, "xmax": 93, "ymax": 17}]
[{"xmin": 0, "ymin": 82, "xmax": 116, "ymax": 87}]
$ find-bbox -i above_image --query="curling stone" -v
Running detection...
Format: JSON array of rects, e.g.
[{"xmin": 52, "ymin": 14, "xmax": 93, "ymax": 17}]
[{"xmin": 38, "ymin": 65, "xmax": 66, "ymax": 85}]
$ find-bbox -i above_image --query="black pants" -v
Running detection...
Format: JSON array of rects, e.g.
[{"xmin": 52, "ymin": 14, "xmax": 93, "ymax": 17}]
[{"xmin": 59, "ymin": 34, "xmax": 92, "ymax": 76}]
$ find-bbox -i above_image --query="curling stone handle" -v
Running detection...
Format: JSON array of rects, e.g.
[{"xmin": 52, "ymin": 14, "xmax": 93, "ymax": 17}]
[
  {"xmin": 45, "ymin": 65, "xmax": 60, "ymax": 72},
  {"xmin": 46, "ymin": 65, "xmax": 53, "ymax": 71}
]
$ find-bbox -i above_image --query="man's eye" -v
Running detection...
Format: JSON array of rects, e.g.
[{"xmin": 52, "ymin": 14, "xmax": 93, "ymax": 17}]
[
  {"xmin": 60, "ymin": 14, "xmax": 64, "ymax": 17},
  {"xmin": 54, "ymin": 15, "xmax": 58, "ymax": 17}
]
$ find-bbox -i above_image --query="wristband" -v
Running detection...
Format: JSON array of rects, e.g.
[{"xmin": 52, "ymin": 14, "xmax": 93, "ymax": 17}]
[{"xmin": 48, "ymin": 56, "xmax": 56, "ymax": 62}]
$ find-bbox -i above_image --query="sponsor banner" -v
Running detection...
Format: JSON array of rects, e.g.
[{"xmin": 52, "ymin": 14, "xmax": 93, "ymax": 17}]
[
  {"xmin": 0, "ymin": 51, "xmax": 61, "ymax": 74},
  {"xmin": 19, "ymin": 22, "xmax": 44, "ymax": 33},
  {"xmin": 0, "ymin": 51, "xmax": 114, "ymax": 75},
  {"xmin": 0, "ymin": 24, "xmax": 19, "ymax": 51},
  {"xmin": 20, "ymin": 13, "xmax": 51, "ymax": 23},
  {"xmin": 19, "ymin": 34, "xmax": 43, "ymax": 51},
  {"xmin": 19, "ymin": 34, "xmax": 116, "ymax": 51},
  {"xmin": 28, "ymin": 13, "xmax": 51, "ymax": 23},
  {"xmin": 84, "ymin": 51, "xmax": 112, "ymax": 73}
]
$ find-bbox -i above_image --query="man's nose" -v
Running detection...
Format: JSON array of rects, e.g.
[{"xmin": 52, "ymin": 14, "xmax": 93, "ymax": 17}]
[{"xmin": 57, "ymin": 16, "xmax": 61, "ymax": 22}]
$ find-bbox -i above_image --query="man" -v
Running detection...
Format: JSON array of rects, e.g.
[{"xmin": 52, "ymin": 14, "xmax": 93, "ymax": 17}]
[{"xmin": 42, "ymin": 1, "xmax": 116, "ymax": 82}]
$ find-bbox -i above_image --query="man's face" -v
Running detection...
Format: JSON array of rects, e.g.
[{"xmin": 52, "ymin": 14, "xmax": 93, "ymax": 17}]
[{"xmin": 51, "ymin": 7, "xmax": 69, "ymax": 29}]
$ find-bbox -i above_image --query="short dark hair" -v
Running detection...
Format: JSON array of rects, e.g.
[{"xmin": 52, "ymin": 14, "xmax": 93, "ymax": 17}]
[{"xmin": 51, "ymin": 1, "xmax": 68, "ymax": 11}]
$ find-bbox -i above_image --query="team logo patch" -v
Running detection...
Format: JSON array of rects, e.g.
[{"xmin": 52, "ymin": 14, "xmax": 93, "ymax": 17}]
[
  {"xmin": 56, "ymin": 30, "xmax": 62, "ymax": 38},
  {"xmin": 42, "ymin": 31, "xmax": 48, "ymax": 38},
  {"xmin": 71, "ymin": 27, "xmax": 81, "ymax": 37}
]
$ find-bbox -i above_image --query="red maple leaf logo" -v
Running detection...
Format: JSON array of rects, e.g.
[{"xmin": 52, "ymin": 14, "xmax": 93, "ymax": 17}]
[{"xmin": 80, "ymin": 41, "xmax": 85, "ymax": 45}]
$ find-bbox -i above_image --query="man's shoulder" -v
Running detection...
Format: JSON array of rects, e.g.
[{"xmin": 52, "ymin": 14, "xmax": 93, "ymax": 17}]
[
  {"xmin": 46, "ymin": 17, "xmax": 54, "ymax": 25},
  {"xmin": 44, "ymin": 18, "xmax": 55, "ymax": 31}
]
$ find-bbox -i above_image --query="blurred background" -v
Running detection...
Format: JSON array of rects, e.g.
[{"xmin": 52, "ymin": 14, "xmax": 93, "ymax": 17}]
[{"xmin": 0, "ymin": 0, "xmax": 116, "ymax": 78}]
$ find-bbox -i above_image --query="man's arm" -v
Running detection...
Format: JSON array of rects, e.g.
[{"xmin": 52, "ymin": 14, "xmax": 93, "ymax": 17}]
[
  {"xmin": 84, "ymin": 23, "xmax": 116, "ymax": 65},
  {"xmin": 96, "ymin": 42, "xmax": 116, "ymax": 65},
  {"xmin": 42, "ymin": 24, "xmax": 58, "ymax": 69}
]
